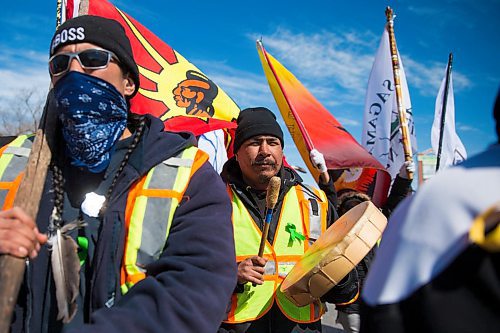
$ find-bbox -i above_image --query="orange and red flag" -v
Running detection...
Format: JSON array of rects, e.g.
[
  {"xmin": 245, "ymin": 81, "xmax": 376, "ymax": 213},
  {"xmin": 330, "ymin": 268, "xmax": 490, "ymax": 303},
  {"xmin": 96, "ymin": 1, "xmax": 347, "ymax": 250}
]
[{"xmin": 256, "ymin": 40, "xmax": 390, "ymax": 206}]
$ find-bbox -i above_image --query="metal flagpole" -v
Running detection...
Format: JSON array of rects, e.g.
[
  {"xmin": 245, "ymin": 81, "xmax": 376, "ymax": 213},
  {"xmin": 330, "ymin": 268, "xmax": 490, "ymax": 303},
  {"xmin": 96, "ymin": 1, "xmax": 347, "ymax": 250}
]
[
  {"xmin": 435, "ymin": 53, "xmax": 453, "ymax": 172},
  {"xmin": 385, "ymin": 7, "xmax": 414, "ymax": 180}
]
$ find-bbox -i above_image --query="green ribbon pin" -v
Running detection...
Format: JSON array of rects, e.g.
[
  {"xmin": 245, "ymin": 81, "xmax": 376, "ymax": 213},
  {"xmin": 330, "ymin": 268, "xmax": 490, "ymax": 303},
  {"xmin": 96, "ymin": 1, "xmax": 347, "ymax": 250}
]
[
  {"xmin": 77, "ymin": 236, "xmax": 89, "ymax": 266},
  {"xmin": 285, "ymin": 223, "xmax": 305, "ymax": 246}
]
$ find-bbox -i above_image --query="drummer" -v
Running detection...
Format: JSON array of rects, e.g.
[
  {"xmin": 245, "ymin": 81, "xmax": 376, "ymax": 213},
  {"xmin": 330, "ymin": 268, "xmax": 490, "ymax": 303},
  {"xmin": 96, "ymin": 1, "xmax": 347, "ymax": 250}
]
[{"xmin": 218, "ymin": 107, "xmax": 359, "ymax": 333}]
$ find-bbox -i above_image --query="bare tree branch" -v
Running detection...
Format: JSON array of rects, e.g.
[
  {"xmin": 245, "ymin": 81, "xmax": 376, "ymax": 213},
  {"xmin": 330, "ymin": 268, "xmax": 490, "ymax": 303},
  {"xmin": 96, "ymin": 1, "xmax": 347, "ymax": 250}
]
[{"xmin": 0, "ymin": 88, "xmax": 45, "ymax": 136}]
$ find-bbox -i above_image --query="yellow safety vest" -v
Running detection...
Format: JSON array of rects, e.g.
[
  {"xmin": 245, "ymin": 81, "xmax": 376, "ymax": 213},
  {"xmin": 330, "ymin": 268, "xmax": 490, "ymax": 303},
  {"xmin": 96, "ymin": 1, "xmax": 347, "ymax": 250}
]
[
  {"xmin": 0, "ymin": 135, "xmax": 208, "ymax": 295},
  {"xmin": 0, "ymin": 135, "xmax": 33, "ymax": 210},
  {"xmin": 225, "ymin": 183, "xmax": 328, "ymax": 324},
  {"xmin": 120, "ymin": 146, "xmax": 208, "ymax": 293}
]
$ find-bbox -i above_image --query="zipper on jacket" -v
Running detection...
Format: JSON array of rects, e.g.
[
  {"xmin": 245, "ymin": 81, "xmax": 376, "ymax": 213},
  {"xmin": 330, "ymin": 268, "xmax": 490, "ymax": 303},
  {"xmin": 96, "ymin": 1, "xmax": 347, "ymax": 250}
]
[{"xmin": 106, "ymin": 212, "xmax": 122, "ymax": 306}]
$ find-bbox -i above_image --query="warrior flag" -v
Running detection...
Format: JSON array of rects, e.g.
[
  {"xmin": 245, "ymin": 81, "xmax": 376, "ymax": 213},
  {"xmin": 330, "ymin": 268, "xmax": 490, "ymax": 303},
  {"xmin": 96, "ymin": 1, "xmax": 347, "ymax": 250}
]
[
  {"xmin": 256, "ymin": 40, "xmax": 390, "ymax": 206},
  {"xmin": 362, "ymin": 28, "xmax": 417, "ymax": 180},
  {"xmin": 431, "ymin": 63, "xmax": 467, "ymax": 170},
  {"xmin": 59, "ymin": 0, "xmax": 239, "ymax": 138}
]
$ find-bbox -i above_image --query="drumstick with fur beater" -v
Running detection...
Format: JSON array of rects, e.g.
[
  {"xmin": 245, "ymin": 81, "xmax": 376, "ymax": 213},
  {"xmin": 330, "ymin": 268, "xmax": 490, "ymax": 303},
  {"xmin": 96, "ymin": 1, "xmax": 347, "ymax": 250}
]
[{"xmin": 253, "ymin": 176, "xmax": 281, "ymax": 286}]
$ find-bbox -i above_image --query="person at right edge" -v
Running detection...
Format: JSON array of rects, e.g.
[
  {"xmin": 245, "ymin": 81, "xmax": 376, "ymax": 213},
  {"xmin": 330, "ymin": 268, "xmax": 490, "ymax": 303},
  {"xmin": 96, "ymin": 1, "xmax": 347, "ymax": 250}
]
[
  {"xmin": 360, "ymin": 90, "xmax": 500, "ymax": 332},
  {"xmin": 218, "ymin": 107, "xmax": 359, "ymax": 333}
]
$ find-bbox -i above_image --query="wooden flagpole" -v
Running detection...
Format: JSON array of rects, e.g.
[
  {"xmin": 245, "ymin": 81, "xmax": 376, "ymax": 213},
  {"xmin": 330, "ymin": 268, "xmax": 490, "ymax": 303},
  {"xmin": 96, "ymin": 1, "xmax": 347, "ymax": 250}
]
[
  {"xmin": 385, "ymin": 7, "xmax": 414, "ymax": 179},
  {"xmin": 435, "ymin": 53, "xmax": 453, "ymax": 172},
  {"xmin": 0, "ymin": 96, "xmax": 57, "ymax": 333}
]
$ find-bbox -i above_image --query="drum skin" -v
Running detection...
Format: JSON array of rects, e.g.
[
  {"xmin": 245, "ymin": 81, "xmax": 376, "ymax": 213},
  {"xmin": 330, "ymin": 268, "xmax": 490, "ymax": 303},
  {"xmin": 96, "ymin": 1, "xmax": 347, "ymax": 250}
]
[{"xmin": 280, "ymin": 201, "xmax": 387, "ymax": 307}]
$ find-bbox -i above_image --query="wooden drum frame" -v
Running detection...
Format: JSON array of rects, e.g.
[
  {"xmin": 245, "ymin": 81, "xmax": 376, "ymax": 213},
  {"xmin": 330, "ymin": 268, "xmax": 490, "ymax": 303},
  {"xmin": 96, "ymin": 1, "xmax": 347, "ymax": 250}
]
[{"xmin": 280, "ymin": 201, "xmax": 387, "ymax": 307}]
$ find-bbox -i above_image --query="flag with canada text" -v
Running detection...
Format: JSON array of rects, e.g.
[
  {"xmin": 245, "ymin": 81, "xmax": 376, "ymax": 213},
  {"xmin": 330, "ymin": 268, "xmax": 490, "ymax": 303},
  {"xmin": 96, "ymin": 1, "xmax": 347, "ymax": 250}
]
[{"xmin": 362, "ymin": 28, "xmax": 417, "ymax": 180}]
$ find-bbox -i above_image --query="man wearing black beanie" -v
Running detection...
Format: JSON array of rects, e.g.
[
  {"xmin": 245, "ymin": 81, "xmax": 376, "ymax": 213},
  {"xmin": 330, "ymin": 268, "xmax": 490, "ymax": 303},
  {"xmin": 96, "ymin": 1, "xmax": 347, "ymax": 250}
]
[
  {"xmin": 49, "ymin": 15, "xmax": 140, "ymax": 96},
  {"xmin": 219, "ymin": 107, "xmax": 360, "ymax": 333},
  {"xmin": 0, "ymin": 15, "xmax": 236, "ymax": 333}
]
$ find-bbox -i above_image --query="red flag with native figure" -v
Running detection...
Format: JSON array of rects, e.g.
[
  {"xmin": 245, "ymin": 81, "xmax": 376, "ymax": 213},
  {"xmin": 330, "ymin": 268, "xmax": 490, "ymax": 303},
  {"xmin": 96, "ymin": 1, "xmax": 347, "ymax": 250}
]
[
  {"xmin": 256, "ymin": 40, "xmax": 390, "ymax": 206},
  {"xmin": 59, "ymin": 0, "xmax": 239, "ymax": 138}
]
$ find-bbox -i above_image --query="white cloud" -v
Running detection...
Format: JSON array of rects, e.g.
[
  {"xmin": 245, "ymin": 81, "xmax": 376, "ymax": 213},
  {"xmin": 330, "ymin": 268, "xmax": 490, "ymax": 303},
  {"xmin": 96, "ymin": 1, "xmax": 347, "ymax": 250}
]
[
  {"xmin": 0, "ymin": 46, "xmax": 47, "ymax": 69},
  {"xmin": 254, "ymin": 28, "xmax": 376, "ymax": 102},
  {"xmin": 0, "ymin": 46, "xmax": 49, "ymax": 99},
  {"xmin": 457, "ymin": 124, "xmax": 480, "ymax": 132},
  {"xmin": 403, "ymin": 56, "xmax": 472, "ymax": 96},
  {"xmin": 336, "ymin": 117, "xmax": 361, "ymax": 127},
  {"xmin": 0, "ymin": 23, "xmax": 473, "ymax": 117},
  {"xmin": 407, "ymin": 6, "xmax": 441, "ymax": 16},
  {"xmin": 239, "ymin": 28, "xmax": 473, "ymax": 106},
  {"xmin": 0, "ymin": 67, "xmax": 49, "ymax": 100}
]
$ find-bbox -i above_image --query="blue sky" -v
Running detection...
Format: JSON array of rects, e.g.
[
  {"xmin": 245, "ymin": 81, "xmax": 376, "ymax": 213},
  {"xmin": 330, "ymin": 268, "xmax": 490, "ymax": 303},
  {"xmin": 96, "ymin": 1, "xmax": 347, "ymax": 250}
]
[{"xmin": 0, "ymin": 0, "xmax": 498, "ymax": 183}]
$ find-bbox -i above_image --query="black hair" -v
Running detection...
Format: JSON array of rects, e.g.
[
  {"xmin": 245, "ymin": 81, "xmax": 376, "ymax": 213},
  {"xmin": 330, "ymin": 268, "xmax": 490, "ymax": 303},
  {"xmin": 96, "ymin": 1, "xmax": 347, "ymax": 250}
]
[
  {"xmin": 50, "ymin": 162, "xmax": 65, "ymax": 227},
  {"xmin": 99, "ymin": 114, "xmax": 146, "ymax": 215},
  {"xmin": 337, "ymin": 189, "xmax": 371, "ymax": 217},
  {"xmin": 185, "ymin": 70, "xmax": 218, "ymax": 117}
]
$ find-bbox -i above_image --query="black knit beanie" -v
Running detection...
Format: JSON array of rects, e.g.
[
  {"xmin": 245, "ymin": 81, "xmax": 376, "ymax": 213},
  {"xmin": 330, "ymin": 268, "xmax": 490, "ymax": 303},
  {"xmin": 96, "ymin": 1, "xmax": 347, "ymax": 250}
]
[
  {"xmin": 233, "ymin": 107, "xmax": 284, "ymax": 153},
  {"xmin": 50, "ymin": 15, "xmax": 140, "ymax": 97}
]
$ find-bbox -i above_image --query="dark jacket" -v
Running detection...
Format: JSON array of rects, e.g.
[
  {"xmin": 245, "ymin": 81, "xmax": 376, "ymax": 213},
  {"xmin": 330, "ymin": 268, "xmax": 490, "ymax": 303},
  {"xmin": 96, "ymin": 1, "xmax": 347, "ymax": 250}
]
[
  {"xmin": 0, "ymin": 135, "xmax": 16, "ymax": 147},
  {"xmin": 12, "ymin": 115, "xmax": 237, "ymax": 333}
]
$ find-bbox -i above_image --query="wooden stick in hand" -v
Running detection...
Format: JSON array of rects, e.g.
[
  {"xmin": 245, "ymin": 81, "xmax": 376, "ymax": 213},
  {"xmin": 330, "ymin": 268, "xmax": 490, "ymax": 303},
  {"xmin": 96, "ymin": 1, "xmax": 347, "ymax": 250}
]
[{"xmin": 253, "ymin": 176, "xmax": 281, "ymax": 286}]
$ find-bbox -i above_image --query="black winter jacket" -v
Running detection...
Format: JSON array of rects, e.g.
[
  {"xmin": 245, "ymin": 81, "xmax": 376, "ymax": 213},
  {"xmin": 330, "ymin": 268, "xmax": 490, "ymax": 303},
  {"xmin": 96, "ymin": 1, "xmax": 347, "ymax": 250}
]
[{"xmin": 11, "ymin": 115, "xmax": 237, "ymax": 333}]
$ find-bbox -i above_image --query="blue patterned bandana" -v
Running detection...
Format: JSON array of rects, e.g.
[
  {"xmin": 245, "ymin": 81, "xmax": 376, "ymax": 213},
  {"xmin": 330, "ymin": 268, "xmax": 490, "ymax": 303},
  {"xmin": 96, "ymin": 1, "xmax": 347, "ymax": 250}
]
[{"xmin": 54, "ymin": 71, "xmax": 128, "ymax": 173}]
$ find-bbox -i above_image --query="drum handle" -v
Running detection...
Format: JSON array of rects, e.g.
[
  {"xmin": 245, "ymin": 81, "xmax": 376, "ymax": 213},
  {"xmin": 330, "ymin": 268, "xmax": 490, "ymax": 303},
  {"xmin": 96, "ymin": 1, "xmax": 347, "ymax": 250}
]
[
  {"xmin": 253, "ymin": 212, "xmax": 272, "ymax": 287},
  {"xmin": 258, "ymin": 211, "xmax": 273, "ymax": 257},
  {"xmin": 253, "ymin": 177, "xmax": 281, "ymax": 287}
]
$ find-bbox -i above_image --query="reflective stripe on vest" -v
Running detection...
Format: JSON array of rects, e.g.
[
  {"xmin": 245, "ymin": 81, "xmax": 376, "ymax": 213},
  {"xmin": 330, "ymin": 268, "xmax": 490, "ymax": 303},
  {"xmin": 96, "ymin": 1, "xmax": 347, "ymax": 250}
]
[
  {"xmin": 226, "ymin": 184, "xmax": 328, "ymax": 324},
  {"xmin": 0, "ymin": 135, "xmax": 34, "ymax": 210},
  {"xmin": 301, "ymin": 184, "xmax": 322, "ymax": 244},
  {"xmin": 120, "ymin": 146, "xmax": 208, "ymax": 294},
  {"xmin": 0, "ymin": 136, "xmax": 209, "ymax": 296}
]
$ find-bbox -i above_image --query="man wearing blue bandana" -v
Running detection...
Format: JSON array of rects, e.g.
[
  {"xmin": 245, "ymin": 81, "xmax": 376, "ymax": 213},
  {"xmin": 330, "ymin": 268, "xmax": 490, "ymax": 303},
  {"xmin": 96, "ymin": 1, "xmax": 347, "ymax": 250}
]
[
  {"xmin": 0, "ymin": 15, "xmax": 236, "ymax": 333},
  {"xmin": 218, "ymin": 107, "xmax": 360, "ymax": 333}
]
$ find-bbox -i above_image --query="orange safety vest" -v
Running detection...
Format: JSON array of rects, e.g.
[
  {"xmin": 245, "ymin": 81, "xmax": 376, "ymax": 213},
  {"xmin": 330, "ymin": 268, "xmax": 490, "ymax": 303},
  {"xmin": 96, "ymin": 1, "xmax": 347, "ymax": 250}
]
[
  {"xmin": 0, "ymin": 135, "xmax": 33, "ymax": 210},
  {"xmin": 0, "ymin": 135, "xmax": 208, "ymax": 295}
]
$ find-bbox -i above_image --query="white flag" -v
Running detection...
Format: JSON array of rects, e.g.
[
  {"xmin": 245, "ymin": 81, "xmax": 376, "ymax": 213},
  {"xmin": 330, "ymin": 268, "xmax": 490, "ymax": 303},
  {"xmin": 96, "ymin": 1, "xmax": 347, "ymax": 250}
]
[
  {"xmin": 362, "ymin": 28, "xmax": 417, "ymax": 180},
  {"xmin": 197, "ymin": 129, "xmax": 228, "ymax": 174},
  {"xmin": 431, "ymin": 67, "xmax": 467, "ymax": 170}
]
